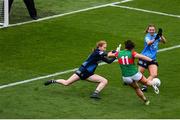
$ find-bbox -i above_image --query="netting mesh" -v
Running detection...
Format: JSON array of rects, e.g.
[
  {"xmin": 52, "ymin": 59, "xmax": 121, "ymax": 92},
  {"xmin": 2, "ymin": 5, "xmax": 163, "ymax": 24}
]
[
  {"xmin": 0, "ymin": 0, "xmax": 4, "ymax": 24},
  {"xmin": 0, "ymin": 0, "xmax": 8, "ymax": 27}
]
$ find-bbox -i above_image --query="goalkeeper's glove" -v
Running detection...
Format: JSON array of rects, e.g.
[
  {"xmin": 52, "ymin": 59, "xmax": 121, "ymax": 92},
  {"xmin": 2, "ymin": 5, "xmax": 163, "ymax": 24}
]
[
  {"xmin": 112, "ymin": 50, "xmax": 117, "ymax": 53},
  {"xmin": 116, "ymin": 44, "xmax": 121, "ymax": 52}
]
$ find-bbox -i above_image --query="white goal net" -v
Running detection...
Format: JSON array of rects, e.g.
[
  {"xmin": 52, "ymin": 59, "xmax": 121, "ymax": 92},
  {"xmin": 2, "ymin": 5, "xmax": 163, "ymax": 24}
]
[{"xmin": 0, "ymin": 0, "xmax": 8, "ymax": 27}]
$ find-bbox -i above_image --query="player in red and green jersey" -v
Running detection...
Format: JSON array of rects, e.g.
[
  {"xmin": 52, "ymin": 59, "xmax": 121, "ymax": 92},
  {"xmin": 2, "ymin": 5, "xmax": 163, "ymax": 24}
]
[
  {"xmin": 108, "ymin": 40, "xmax": 159, "ymax": 105},
  {"xmin": 115, "ymin": 49, "xmax": 138, "ymax": 77}
]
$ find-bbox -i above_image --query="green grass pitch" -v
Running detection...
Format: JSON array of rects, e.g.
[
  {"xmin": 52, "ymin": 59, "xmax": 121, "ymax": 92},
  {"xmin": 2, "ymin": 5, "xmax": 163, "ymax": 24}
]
[{"xmin": 0, "ymin": 0, "xmax": 180, "ymax": 118}]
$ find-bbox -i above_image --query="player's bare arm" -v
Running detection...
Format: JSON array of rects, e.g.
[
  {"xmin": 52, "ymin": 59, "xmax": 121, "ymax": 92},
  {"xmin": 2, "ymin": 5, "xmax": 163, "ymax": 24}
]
[
  {"xmin": 160, "ymin": 35, "xmax": 166, "ymax": 43},
  {"xmin": 135, "ymin": 53, "xmax": 152, "ymax": 62}
]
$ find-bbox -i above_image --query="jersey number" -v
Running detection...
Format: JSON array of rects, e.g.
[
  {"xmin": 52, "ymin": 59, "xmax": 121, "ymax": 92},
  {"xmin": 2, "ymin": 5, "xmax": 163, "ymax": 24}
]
[{"xmin": 121, "ymin": 56, "xmax": 129, "ymax": 65}]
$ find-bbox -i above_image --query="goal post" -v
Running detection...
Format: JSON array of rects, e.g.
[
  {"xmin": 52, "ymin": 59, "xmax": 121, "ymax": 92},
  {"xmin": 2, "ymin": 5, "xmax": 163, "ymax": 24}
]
[{"xmin": 0, "ymin": 0, "xmax": 9, "ymax": 27}]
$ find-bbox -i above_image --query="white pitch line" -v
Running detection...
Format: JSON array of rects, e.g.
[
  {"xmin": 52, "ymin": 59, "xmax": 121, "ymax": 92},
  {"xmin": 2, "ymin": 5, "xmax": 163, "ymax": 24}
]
[
  {"xmin": 110, "ymin": 4, "xmax": 180, "ymax": 18},
  {"xmin": 157, "ymin": 45, "xmax": 180, "ymax": 52},
  {"xmin": 0, "ymin": 68, "xmax": 78, "ymax": 89},
  {"xmin": 0, "ymin": 0, "xmax": 133, "ymax": 29},
  {"xmin": 0, "ymin": 44, "xmax": 180, "ymax": 90}
]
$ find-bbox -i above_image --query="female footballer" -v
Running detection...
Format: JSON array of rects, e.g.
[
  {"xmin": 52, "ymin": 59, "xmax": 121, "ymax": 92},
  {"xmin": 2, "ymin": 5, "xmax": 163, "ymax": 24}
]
[
  {"xmin": 138, "ymin": 24, "xmax": 166, "ymax": 92},
  {"xmin": 108, "ymin": 40, "xmax": 158, "ymax": 105},
  {"xmin": 44, "ymin": 40, "xmax": 116, "ymax": 99}
]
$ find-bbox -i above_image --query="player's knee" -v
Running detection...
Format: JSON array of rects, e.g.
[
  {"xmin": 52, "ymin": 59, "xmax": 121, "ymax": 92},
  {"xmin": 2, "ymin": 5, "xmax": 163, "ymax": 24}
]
[
  {"xmin": 64, "ymin": 83, "xmax": 69, "ymax": 86},
  {"xmin": 102, "ymin": 79, "xmax": 108, "ymax": 85},
  {"xmin": 154, "ymin": 74, "xmax": 158, "ymax": 78},
  {"xmin": 151, "ymin": 74, "xmax": 158, "ymax": 78},
  {"xmin": 63, "ymin": 81, "xmax": 70, "ymax": 86}
]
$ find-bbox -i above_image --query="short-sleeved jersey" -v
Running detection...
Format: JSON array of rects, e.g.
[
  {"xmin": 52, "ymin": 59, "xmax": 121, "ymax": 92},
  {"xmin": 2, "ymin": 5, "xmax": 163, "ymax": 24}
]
[
  {"xmin": 115, "ymin": 50, "xmax": 138, "ymax": 77},
  {"xmin": 141, "ymin": 33, "xmax": 161, "ymax": 60},
  {"xmin": 81, "ymin": 48, "xmax": 115, "ymax": 74}
]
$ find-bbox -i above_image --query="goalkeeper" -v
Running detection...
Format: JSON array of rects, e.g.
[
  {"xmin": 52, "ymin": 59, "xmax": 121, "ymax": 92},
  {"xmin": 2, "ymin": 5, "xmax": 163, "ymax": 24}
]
[{"xmin": 44, "ymin": 40, "xmax": 116, "ymax": 99}]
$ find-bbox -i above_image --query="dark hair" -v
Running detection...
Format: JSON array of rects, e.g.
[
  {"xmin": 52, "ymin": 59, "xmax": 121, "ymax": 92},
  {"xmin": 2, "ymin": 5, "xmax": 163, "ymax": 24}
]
[{"xmin": 124, "ymin": 40, "xmax": 135, "ymax": 50}]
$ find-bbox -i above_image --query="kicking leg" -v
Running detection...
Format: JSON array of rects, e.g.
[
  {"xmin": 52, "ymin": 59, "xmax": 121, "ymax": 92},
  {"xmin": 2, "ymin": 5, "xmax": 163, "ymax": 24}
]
[
  {"xmin": 140, "ymin": 75, "xmax": 159, "ymax": 94},
  {"xmin": 140, "ymin": 75, "xmax": 153, "ymax": 86},
  {"xmin": 44, "ymin": 73, "xmax": 80, "ymax": 86}
]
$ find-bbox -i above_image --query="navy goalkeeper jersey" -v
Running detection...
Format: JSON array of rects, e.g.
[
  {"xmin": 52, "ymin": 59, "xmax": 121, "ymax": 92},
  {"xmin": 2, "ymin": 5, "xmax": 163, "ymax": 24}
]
[{"xmin": 81, "ymin": 48, "xmax": 116, "ymax": 73}]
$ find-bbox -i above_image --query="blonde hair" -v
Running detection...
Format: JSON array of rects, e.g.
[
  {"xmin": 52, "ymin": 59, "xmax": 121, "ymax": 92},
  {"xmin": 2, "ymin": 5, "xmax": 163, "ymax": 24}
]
[
  {"xmin": 96, "ymin": 40, "xmax": 107, "ymax": 48},
  {"xmin": 145, "ymin": 24, "xmax": 156, "ymax": 33}
]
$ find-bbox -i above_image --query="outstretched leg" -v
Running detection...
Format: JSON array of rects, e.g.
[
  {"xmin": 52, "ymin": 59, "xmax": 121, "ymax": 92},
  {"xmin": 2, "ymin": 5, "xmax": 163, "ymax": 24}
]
[
  {"xmin": 140, "ymin": 75, "xmax": 153, "ymax": 86},
  {"xmin": 140, "ymin": 74, "xmax": 159, "ymax": 94},
  {"xmin": 44, "ymin": 73, "xmax": 80, "ymax": 86}
]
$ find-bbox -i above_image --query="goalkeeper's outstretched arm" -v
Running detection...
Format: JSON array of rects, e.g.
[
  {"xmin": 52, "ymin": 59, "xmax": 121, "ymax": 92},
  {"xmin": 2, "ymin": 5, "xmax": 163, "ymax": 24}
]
[
  {"xmin": 107, "ymin": 43, "xmax": 121, "ymax": 58},
  {"xmin": 107, "ymin": 51, "xmax": 116, "ymax": 58},
  {"xmin": 102, "ymin": 56, "xmax": 116, "ymax": 64}
]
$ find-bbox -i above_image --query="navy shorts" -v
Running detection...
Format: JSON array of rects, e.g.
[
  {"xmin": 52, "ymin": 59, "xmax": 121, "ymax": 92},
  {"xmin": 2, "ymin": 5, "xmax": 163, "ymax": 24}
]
[
  {"xmin": 138, "ymin": 59, "xmax": 159, "ymax": 69},
  {"xmin": 75, "ymin": 66, "xmax": 94, "ymax": 80}
]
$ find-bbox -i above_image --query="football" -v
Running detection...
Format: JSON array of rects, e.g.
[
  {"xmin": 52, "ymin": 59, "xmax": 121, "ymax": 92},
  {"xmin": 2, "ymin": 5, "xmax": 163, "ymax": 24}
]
[{"xmin": 153, "ymin": 78, "xmax": 161, "ymax": 87}]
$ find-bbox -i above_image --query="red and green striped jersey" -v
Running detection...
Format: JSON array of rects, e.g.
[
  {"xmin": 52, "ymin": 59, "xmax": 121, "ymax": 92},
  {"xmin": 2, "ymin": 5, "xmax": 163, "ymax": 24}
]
[{"xmin": 115, "ymin": 50, "xmax": 138, "ymax": 77}]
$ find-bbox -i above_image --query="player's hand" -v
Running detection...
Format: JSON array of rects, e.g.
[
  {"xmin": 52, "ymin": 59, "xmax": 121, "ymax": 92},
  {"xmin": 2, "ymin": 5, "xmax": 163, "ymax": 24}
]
[
  {"xmin": 155, "ymin": 28, "xmax": 163, "ymax": 40},
  {"xmin": 157, "ymin": 28, "xmax": 163, "ymax": 37},
  {"xmin": 112, "ymin": 50, "xmax": 117, "ymax": 53}
]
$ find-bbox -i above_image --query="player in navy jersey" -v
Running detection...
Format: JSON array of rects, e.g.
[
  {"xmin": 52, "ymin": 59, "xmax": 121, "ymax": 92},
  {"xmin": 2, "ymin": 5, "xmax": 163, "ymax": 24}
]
[
  {"xmin": 44, "ymin": 40, "xmax": 116, "ymax": 99},
  {"xmin": 138, "ymin": 24, "xmax": 166, "ymax": 92}
]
